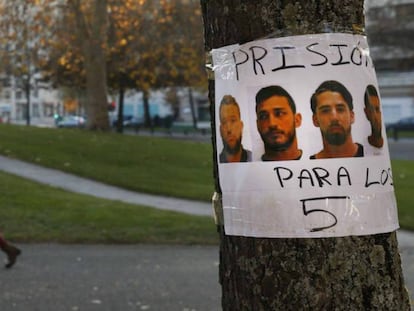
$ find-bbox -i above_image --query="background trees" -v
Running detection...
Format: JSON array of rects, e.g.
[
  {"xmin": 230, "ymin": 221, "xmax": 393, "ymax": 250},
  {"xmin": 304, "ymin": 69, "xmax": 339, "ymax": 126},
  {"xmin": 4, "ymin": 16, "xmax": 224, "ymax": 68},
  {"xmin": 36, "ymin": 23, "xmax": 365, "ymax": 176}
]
[
  {"xmin": 67, "ymin": 0, "xmax": 110, "ymax": 130},
  {"xmin": 0, "ymin": 0, "xmax": 54, "ymax": 125},
  {"xmin": 0, "ymin": 0, "xmax": 206, "ymax": 131}
]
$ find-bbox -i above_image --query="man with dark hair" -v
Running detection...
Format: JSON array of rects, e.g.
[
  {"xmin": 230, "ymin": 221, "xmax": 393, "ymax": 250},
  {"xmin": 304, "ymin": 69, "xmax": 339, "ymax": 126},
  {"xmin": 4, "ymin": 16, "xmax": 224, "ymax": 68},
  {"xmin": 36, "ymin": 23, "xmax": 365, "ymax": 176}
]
[
  {"xmin": 255, "ymin": 85, "xmax": 302, "ymax": 161},
  {"xmin": 310, "ymin": 80, "xmax": 363, "ymax": 159},
  {"xmin": 219, "ymin": 95, "xmax": 252, "ymax": 163},
  {"xmin": 364, "ymin": 84, "xmax": 384, "ymax": 148}
]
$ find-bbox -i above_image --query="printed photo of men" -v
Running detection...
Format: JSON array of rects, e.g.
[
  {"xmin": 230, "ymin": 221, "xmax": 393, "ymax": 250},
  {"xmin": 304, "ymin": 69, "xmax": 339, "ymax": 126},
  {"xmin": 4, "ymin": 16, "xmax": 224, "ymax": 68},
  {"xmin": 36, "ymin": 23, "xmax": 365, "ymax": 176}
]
[
  {"xmin": 219, "ymin": 95, "xmax": 252, "ymax": 163},
  {"xmin": 310, "ymin": 80, "xmax": 364, "ymax": 159},
  {"xmin": 255, "ymin": 85, "xmax": 302, "ymax": 161},
  {"xmin": 364, "ymin": 84, "xmax": 384, "ymax": 148}
]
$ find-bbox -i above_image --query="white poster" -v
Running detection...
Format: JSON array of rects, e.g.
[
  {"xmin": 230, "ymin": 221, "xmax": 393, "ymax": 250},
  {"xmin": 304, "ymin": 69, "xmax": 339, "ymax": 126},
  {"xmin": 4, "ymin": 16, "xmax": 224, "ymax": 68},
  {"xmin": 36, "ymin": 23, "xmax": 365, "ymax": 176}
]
[{"xmin": 212, "ymin": 33, "xmax": 399, "ymax": 238}]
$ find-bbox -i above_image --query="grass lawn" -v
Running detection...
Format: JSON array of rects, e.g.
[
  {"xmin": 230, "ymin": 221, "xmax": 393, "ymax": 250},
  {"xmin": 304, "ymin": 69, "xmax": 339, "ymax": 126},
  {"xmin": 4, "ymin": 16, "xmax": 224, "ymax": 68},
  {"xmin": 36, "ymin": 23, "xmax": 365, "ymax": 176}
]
[
  {"xmin": 0, "ymin": 170, "xmax": 218, "ymax": 244},
  {"xmin": 387, "ymin": 130, "xmax": 414, "ymax": 139},
  {"xmin": 391, "ymin": 160, "xmax": 414, "ymax": 231},
  {"xmin": 0, "ymin": 124, "xmax": 214, "ymax": 202},
  {"xmin": 0, "ymin": 124, "xmax": 412, "ymax": 244}
]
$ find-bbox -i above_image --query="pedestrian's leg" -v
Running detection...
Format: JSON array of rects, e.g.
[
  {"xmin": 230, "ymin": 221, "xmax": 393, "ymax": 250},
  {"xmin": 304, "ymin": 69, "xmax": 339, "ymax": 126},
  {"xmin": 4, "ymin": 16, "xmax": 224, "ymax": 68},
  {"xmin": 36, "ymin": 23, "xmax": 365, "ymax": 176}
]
[{"xmin": 0, "ymin": 234, "xmax": 21, "ymax": 268}]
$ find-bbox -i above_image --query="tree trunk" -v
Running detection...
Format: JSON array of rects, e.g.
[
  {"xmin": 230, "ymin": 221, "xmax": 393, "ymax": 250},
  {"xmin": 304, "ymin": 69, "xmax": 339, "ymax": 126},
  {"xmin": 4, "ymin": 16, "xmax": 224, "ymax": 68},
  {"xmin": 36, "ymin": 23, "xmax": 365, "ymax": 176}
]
[
  {"xmin": 188, "ymin": 87, "xmax": 198, "ymax": 130},
  {"xmin": 116, "ymin": 79, "xmax": 125, "ymax": 134},
  {"xmin": 84, "ymin": 0, "xmax": 109, "ymax": 130},
  {"xmin": 71, "ymin": 0, "xmax": 109, "ymax": 131},
  {"xmin": 143, "ymin": 89, "xmax": 152, "ymax": 129},
  {"xmin": 25, "ymin": 77, "xmax": 31, "ymax": 126},
  {"xmin": 200, "ymin": 1, "xmax": 411, "ymax": 310},
  {"xmin": 84, "ymin": 49, "xmax": 109, "ymax": 130}
]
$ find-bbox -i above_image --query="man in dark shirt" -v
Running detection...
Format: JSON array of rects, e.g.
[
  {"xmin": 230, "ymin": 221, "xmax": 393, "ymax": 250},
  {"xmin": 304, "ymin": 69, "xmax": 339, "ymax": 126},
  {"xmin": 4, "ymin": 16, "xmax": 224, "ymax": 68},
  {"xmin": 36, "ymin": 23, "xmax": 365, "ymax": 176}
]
[
  {"xmin": 310, "ymin": 80, "xmax": 364, "ymax": 159},
  {"xmin": 255, "ymin": 85, "xmax": 303, "ymax": 161},
  {"xmin": 364, "ymin": 84, "xmax": 384, "ymax": 148},
  {"xmin": 219, "ymin": 95, "xmax": 252, "ymax": 163}
]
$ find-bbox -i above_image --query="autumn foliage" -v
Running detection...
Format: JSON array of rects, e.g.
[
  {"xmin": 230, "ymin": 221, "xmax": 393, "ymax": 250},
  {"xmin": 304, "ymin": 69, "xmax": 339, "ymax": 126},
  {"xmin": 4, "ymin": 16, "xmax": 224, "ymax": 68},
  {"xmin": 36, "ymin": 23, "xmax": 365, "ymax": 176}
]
[{"xmin": 0, "ymin": 0, "xmax": 206, "ymax": 130}]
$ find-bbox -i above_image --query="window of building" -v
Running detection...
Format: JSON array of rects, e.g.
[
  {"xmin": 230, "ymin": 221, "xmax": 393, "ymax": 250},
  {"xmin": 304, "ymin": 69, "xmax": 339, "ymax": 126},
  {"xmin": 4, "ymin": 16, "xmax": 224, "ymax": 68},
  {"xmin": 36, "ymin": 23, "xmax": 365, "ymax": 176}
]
[
  {"xmin": 16, "ymin": 90, "xmax": 23, "ymax": 99},
  {"xmin": 3, "ymin": 90, "xmax": 10, "ymax": 100}
]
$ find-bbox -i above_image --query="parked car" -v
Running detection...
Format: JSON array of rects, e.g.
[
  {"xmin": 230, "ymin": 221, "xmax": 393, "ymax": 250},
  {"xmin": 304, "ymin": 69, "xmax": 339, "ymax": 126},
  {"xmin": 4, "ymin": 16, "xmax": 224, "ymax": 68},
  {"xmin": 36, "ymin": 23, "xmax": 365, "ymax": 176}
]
[
  {"xmin": 112, "ymin": 115, "xmax": 143, "ymax": 129},
  {"xmin": 386, "ymin": 116, "xmax": 414, "ymax": 140},
  {"xmin": 56, "ymin": 115, "xmax": 86, "ymax": 128}
]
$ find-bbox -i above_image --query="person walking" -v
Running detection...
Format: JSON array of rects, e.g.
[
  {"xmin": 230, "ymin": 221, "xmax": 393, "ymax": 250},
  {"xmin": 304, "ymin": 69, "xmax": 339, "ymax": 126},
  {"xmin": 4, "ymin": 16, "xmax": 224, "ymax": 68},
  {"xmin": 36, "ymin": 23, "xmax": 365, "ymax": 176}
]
[{"xmin": 0, "ymin": 232, "xmax": 21, "ymax": 268}]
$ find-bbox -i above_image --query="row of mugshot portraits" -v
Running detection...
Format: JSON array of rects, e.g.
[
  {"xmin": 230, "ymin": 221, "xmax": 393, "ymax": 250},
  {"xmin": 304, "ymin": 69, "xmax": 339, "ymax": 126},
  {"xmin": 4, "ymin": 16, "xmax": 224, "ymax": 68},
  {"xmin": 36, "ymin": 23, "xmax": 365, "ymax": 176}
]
[{"xmin": 217, "ymin": 80, "xmax": 385, "ymax": 163}]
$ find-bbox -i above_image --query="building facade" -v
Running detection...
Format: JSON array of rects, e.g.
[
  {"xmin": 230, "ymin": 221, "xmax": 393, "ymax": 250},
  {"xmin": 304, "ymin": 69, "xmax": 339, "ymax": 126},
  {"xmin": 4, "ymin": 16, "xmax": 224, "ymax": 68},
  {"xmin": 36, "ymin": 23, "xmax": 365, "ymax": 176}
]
[
  {"xmin": 0, "ymin": 75, "xmax": 62, "ymax": 124},
  {"xmin": 366, "ymin": 0, "xmax": 414, "ymax": 124}
]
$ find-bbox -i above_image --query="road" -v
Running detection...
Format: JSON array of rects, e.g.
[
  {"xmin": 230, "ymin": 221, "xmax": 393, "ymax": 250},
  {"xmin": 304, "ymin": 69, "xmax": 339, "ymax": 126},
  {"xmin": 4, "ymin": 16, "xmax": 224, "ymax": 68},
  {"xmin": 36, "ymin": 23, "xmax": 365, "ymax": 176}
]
[{"xmin": 388, "ymin": 138, "xmax": 414, "ymax": 160}]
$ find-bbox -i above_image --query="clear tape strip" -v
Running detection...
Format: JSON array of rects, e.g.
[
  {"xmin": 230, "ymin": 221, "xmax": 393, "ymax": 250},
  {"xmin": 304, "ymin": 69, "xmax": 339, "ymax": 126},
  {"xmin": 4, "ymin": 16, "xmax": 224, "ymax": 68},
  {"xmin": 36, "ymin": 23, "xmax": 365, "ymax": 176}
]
[
  {"xmin": 212, "ymin": 191, "xmax": 223, "ymax": 225},
  {"xmin": 205, "ymin": 52, "xmax": 214, "ymax": 80}
]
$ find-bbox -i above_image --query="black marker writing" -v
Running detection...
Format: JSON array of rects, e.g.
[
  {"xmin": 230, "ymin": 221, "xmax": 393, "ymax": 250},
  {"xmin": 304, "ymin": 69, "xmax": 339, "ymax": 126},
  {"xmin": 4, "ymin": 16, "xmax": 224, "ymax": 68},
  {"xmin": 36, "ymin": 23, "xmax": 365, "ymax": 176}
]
[
  {"xmin": 300, "ymin": 196, "xmax": 348, "ymax": 232},
  {"xmin": 273, "ymin": 166, "xmax": 351, "ymax": 188},
  {"xmin": 365, "ymin": 167, "xmax": 393, "ymax": 187},
  {"xmin": 231, "ymin": 40, "xmax": 373, "ymax": 81}
]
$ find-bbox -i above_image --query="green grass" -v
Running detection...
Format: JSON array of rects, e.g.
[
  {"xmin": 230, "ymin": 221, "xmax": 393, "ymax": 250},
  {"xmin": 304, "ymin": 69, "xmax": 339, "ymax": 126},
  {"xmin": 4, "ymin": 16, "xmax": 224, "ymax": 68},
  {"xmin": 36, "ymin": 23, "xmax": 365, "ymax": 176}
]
[
  {"xmin": 391, "ymin": 160, "xmax": 414, "ymax": 231},
  {"xmin": 387, "ymin": 130, "xmax": 414, "ymax": 139},
  {"xmin": 0, "ymin": 124, "xmax": 214, "ymax": 202},
  {"xmin": 0, "ymin": 124, "xmax": 217, "ymax": 244},
  {"xmin": 0, "ymin": 124, "xmax": 412, "ymax": 244},
  {"xmin": 0, "ymin": 170, "xmax": 217, "ymax": 244}
]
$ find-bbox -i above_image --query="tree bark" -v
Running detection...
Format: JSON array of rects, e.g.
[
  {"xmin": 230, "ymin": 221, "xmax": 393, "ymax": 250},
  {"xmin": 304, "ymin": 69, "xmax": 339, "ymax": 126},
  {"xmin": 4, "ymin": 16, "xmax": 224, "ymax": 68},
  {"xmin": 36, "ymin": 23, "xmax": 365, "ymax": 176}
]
[
  {"xmin": 24, "ymin": 76, "xmax": 31, "ymax": 126},
  {"xmin": 143, "ymin": 89, "xmax": 152, "ymax": 129},
  {"xmin": 70, "ymin": 0, "xmax": 110, "ymax": 130},
  {"xmin": 188, "ymin": 87, "xmax": 198, "ymax": 130},
  {"xmin": 116, "ymin": 76, "xmax": 125, "ymax": 134},
  {"xmin": 200, "ymin": 1, "xmax": 411, "ymax": 310}
]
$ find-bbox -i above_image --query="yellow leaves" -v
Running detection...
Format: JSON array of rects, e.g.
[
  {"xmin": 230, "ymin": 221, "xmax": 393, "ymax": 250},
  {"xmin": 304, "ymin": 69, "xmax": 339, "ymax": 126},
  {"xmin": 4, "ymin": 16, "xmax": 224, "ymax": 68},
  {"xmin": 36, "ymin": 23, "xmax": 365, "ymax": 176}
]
[
  {"xmin": 63, "ymin": 98, "xmax": 78, "ymax": 113},
  {"xmin": 118, "ymin": 20, "xmax": 130, "ymax": 29},
  {"xmin": 58, "ymin": 51, "xmax": 83, "ymax": 72},
  {"xmin": 59, "ymin": 56, "xmax": 67, "ymax": 66},
  {"xmin": 0, "ymin": 0, "xmax": 206, "ymax": 90},
  {"xmin": 58, "ymin": 56, "xmax": 72, "ymax": 70}
]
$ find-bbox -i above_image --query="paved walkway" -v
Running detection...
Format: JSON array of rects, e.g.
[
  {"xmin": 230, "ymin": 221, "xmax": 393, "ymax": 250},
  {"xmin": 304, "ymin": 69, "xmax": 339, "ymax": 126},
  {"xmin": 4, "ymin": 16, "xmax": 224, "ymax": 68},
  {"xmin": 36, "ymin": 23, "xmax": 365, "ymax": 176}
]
[
  {"xmin": 0, "ymin": 155, "xmax": 212, "ymax": 217},
  {"xmin": 0, "ymin": 154, "xmax": 413, "ymax": 310},
  {"xmin": 0, "ymin": 244, "xmax": 221, "ymax": 311}
]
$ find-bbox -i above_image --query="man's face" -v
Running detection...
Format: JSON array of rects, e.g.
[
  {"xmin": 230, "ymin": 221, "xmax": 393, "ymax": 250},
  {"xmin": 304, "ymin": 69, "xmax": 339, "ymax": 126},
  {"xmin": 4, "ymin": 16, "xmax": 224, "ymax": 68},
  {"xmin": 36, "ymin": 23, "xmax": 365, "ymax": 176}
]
[
  {"xmin": 256, "ymin": 95, "xmax": 301, "ymax": 151},
  {"xmin": 312, "ymin": 91, "xmax": 354, "ymax": 145},
  {"xmin": 220, "ymin": 104, "xmax": 243, "ymax": 154},
  {"xmin": 364, "ymin": 95, "xmax": 382, "ymax": 135}
]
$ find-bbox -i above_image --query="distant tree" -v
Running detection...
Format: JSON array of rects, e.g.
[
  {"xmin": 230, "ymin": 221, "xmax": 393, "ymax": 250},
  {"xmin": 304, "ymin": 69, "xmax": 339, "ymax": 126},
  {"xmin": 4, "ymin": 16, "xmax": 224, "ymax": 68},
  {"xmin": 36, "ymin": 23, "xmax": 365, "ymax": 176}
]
[
  {"xmin": 1, "ymin": 0, "xmax": 207, "ymax": 131},
  {"xmin": 106, "ymin": 0, "xmax": 162, "ymax": 131},
  {"xmin": 0, "ymin": 0, "xmax": 53, "ymax": 125},
  {"xmin": 157, "ymin": 0, "xmax": 207, "ymax": 128},
  {"xmin": 65, "ymin": 0, "xmax": 110, "ymax": 130},
  {"xmin": 155, "ymin": 0, "xmax": 206, "ymax": 89},
  {"xmin": 106, "ymin": 0, "xmax": 207, "ymax": 130},
  {"xmin": 164, "ymin": 87, "xmax": 180, "ymax": 120},
  {"xmin": 48, "ymin": 0, "xmax": 205, "ymax": 131}
]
